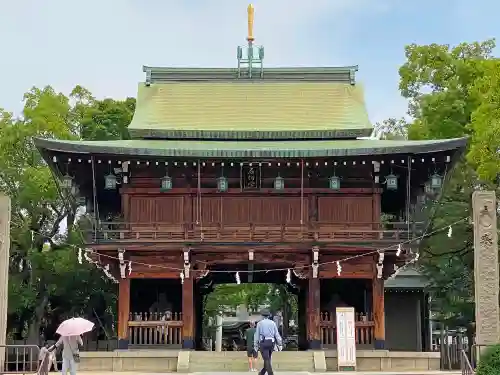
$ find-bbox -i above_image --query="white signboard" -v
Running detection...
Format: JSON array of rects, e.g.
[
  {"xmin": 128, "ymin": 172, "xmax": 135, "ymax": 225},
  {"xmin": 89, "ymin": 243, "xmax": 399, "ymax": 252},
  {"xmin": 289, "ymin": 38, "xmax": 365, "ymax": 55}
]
[{"xmin": 336, "ymin": 307, "xmax": 357, "ymax": 371}]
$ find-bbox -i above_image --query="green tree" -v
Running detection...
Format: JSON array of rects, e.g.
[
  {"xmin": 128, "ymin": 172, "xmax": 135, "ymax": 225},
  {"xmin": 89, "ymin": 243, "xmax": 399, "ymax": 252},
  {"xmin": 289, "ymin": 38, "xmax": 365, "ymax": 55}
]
[
  {"xmin": 399, "ymin": 39, "xmax": 495, "ymax": 140},
  {"xmin": 71, "ymin": 85, "xmax": 135, "ymax": 140},
  {"xmin": 0, "ymin": 85, "xmax": 133, "ymax": 343},
  {"xmin": 203, "ymin": 283, "xmax": 297, "ymax": 330},
  {"xmin": 374, "ymin": 118, "xmax": 408, "ymax": 140},
  {"xmin": 468, "ymin": 59, "xmax": 500, "ymax": 181},
  {"xmin": 395, "ymin": 39, "xmax": 498, "ymax": 328},
  {"xmin": 204, "ymin": 283, "xmax": 274, "ymax": 318}
]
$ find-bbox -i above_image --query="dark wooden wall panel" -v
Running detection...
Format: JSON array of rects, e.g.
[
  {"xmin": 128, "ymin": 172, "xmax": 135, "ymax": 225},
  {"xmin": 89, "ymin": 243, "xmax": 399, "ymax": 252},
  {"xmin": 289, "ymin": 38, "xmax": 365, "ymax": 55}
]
[
  {"xmin": 127, "ymin": 193, "xmax": 373, "ymax": 225},
  {"xmin": 129, "ymin": 196, "xmax": 189, "ymax": 223},
  {"xmin": 320, "ymin": 255, "xmax": 374, "ymax": 278},
  {"xmin": 193, "ymin": 196, "xmax": 309, "ymax": 224},
  {"xmin": 317, "ymin": 196, "xmax": 373, "ymax": 224},
  {"xmin": 129, "ymin": 196, "xmax": 155, "ymax": 222}
]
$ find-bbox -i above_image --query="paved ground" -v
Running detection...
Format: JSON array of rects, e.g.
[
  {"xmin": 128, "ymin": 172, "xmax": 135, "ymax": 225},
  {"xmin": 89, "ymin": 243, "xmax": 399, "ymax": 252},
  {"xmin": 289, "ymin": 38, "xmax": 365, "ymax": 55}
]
[
  {"xmin": 75, "ymin": 372, "xmax": 462, "ymax": 375},
  {"xmin": 190, "ymin": 372, "xmax": 461, "ymax": 375}
]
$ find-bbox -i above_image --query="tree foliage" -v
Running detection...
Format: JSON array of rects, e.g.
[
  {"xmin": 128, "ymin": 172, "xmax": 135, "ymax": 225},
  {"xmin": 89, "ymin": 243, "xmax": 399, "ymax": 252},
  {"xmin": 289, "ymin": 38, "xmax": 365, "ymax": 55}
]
[
  {"xmin": 204, "ymin": 283, "xmax": 297, "ymax": 318},
  {"xmin": 395, "ymin": 39, "xmax": 498, "ymax": 327},
  {"xmin": 476, "ymin": 344, "xmax": 500, "ymax": 375},
  {"xmin": 468, "ymin": 59, "xmax": 500, "ymax": 181},
  {"xmin": 374, "ymin": 118, "xmax": 408, "ymax": 140},
  {"xmin": 0, "ymin": 85, "xmax": 135, "ymax": 342}
]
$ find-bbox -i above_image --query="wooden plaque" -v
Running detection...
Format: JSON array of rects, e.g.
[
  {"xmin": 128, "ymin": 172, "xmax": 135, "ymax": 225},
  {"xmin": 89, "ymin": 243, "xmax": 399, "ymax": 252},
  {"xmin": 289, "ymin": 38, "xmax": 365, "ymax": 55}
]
[{"xmin": 241, "ymin": 163, "xmax": 261, "ymax": 190}]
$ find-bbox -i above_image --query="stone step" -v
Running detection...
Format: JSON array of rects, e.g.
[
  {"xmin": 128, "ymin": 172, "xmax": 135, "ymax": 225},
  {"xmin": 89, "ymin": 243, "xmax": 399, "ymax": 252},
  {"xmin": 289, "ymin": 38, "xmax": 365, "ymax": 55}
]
[
  {"xmin": 190, "ymin": 362, "xmax": 313, "ymax": 372},
  {"xmin": 189, "ymin": 351, "xmax": 314, "ymax": 372}
]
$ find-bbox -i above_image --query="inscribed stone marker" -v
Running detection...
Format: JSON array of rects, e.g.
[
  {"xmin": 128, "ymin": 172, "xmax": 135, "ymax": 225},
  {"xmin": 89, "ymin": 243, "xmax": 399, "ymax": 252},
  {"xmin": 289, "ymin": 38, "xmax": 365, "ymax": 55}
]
[{"xmin": 472, "ymin": 191, "xmax": 500, "ymax": 346}]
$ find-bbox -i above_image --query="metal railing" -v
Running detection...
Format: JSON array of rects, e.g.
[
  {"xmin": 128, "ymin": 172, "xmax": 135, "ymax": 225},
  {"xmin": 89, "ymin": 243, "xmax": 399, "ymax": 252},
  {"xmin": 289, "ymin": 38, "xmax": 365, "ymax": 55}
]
[
  {"xmin": 0, "ymin": 345, "xmax": 40, "ymax": 375},
  {"xmin": 460, "ymin": 348, "xmax": 475, "ymax": 375}
]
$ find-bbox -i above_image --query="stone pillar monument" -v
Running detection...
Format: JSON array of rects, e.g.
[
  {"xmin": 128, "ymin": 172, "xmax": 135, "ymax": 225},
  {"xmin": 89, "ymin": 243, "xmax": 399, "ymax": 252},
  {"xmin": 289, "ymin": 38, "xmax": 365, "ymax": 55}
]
[
  {"xmin": 0, "ymin": 195, "xmax": 10, "ymax": 369},
  {"xmin": 472, "ymin": 191, "xmax": 500, "ymax": 348},
  {"xmin": 215, "ymin": 315, "xmax": 223, "ymax": 352}
]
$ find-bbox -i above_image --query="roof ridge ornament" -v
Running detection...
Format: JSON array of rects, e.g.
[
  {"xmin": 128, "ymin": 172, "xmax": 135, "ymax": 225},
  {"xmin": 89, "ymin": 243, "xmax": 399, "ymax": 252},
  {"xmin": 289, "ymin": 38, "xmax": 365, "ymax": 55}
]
[
  {"xmin": 237, "ymin": 4, "xmax": 264, "ymax": 79},
  {"xmin": 247, "ymin": 4, "xmax": 254, "ymax": 42}
]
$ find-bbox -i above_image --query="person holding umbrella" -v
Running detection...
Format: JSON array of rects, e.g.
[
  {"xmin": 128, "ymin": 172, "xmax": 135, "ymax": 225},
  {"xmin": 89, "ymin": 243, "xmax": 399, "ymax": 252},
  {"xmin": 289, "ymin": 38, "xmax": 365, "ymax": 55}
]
[{"xmin": 49, "ymin": 317, "xmax": 94, "ymax": 375}]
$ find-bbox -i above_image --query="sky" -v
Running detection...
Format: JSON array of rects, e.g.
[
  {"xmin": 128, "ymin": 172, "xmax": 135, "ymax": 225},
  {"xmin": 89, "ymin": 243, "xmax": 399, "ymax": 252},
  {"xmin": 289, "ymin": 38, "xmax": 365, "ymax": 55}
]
[{"xmin": 0, "ymin": 0, "xmax": 499, "ymax": 124}]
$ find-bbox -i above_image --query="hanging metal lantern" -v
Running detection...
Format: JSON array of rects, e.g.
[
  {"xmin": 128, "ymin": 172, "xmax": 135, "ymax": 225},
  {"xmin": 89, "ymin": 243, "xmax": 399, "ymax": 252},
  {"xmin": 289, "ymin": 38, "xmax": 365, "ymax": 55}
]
[
  {"xmin": 42, "ymin": 240, "xmax": 51, "ymax": 252},
  {"xmin": 104, "ymin": 174, "xmax": 117, "ymax": 190},
  {"xmin": 329, "ymin": 175, "xmax": 340, "ymax": 190},
  {"xmin": 385, "ymin": 173, "xmax": 398, "ymax": 191},
  {"xmin": 160, "ymin": 175, "xmax": 173, "ymax": 192},
  {"xmin": 217, "ymin": 176, "xmax": 228, "ymax": 192},
  {"xmin": 274, "ymin": 175, "xmax": 285, "ymax": 190},
  {"xmin": 61, "ymin": 174, "xmax": 73, "ymax": 190},
  {"xmin": 430, "ymin": 173, "xmax": 443, "ymax": 189}
]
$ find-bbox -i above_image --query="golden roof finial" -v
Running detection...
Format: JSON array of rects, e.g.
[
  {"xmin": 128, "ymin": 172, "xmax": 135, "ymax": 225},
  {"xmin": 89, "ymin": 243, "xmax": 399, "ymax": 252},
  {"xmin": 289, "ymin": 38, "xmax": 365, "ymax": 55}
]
[{"xmin": 247, "ymin": 4, "xmax": 255, "ymax": 42}]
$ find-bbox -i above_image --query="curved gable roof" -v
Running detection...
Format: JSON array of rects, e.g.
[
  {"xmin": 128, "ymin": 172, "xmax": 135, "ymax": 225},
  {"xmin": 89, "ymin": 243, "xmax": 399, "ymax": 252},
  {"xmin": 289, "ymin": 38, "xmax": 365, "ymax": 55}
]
[{"xmin": 128, "ymin": 67, "xmax": 373, "ymax": 140}]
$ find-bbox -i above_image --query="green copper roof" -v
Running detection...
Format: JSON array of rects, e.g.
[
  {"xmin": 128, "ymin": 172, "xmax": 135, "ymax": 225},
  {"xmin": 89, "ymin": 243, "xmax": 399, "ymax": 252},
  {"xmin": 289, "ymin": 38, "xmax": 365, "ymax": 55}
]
[
  {"xmin": 35, "ymin": 137, "xmax": 467, "ymax": 159},
  {"xmin": 127, "ymin": 80, "xmax": 373, "ymax": 140},
  {"xmin": 385, "ymin": 268, "xmax": 428, "ymax": 289}
]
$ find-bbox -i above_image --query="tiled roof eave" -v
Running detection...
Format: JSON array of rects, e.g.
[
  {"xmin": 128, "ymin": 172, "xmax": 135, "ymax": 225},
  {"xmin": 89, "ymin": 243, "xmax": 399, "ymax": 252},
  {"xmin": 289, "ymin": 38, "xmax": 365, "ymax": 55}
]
[
  {"xmin": 127, "ymin": 128, "xmax": 373, "ymax": 140},
  {"xmin": 34, "ymin": 137, "xmax": 468, "ymax": 159}
]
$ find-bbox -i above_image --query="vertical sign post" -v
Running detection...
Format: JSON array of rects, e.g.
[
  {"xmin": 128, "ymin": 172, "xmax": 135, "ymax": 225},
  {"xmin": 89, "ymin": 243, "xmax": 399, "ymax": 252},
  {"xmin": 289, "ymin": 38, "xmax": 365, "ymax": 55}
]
[{"xmin": 336, "ymin": 307, "xmax": 357, "ymax": 371}]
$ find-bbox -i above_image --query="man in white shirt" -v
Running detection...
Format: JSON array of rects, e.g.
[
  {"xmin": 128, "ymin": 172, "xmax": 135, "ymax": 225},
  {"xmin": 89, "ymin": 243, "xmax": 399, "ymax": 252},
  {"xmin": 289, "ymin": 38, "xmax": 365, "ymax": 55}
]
[{"xmin": 254, "ymin": 310, "xmax": 282, "ymax": 375}]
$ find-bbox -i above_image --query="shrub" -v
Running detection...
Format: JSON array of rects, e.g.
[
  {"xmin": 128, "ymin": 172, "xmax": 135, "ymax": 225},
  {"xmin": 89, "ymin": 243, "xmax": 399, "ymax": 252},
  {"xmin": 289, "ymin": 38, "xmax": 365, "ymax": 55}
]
[{"xmin": 477, "ymin": 344, "xmax": 500, "ymax": 375}]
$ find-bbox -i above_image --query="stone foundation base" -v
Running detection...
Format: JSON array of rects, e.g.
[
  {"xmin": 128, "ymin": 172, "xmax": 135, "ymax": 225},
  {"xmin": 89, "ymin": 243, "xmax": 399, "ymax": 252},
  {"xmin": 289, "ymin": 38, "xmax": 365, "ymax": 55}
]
[
  {"xmin": 79, "ymin": 350, "xmax": 179, "ymax": 373},
  {"xmin": 325, "ymin": 350, "xmax": 441, "ymax": 372},
  {"xmin": 79, "ymin": 349, "xmax": 440, "ymax": 372}
]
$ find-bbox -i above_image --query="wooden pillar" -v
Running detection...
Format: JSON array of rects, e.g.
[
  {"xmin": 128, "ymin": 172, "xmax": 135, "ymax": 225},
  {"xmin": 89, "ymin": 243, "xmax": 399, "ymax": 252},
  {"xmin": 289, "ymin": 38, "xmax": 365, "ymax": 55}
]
[
  {"xmin": 372, "ymin": 277, "xmax": 385, "ymax": 349},
  {"xmin": 182, "ymin": 276, "xmax": 195, "ymax": 349},
  {"xmin": 306, "ymin": 276, "xmax": 321, "ymax": 349},
  {"xmin": 194, "ymin": 285, "xmax": 204, "ymax": 350},
  {"xmin": 117, "ymin": 277, "xmax": 130, "ymax": 349},
  {"xmin": 372, "ymin": 191, "xmax": 381, "ymax": 229},
  {"xmin": 0, "ymin": 195, "xmax": 10, "ymax": 368},
  {"xmin": 121, "ymin": 193, "xmax": 130, "ymax": 221},
  {"xmin": 298, "ymin": 287, "xmax": 307, "ymax": 350}
]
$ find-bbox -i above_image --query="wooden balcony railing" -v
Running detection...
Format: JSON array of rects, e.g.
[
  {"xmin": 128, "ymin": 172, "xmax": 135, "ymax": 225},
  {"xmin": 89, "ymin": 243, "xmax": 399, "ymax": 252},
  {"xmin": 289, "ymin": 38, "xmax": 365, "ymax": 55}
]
[
  {"xmin": 87, "ymin": 221, "xmax": 421, "ymax": 244},
  {"xmin": 320, "ymin": 311, "xmax": 374, "ymax": 347},
  {"xmin": 128, "ymin": 311, "xmax": 183, "ymax": 347}
]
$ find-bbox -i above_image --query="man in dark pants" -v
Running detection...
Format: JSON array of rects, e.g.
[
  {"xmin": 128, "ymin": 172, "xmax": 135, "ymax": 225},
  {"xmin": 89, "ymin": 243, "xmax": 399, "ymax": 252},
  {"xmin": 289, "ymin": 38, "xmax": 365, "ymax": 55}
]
[{"xmin": 254, "ymin": 309, "xmax": 282, "ymax": 375}]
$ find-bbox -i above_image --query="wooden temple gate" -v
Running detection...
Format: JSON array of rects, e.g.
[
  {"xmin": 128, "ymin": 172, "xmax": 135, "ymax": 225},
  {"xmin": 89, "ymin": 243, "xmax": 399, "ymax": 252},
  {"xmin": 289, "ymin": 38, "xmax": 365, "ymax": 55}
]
[
  {"xmin": 91, "ymin": 184, "xmax": 406, "ymax": 350},
  {"xmin": 34, "ymin": 46, "xmax": 466, "ymax": 350}
]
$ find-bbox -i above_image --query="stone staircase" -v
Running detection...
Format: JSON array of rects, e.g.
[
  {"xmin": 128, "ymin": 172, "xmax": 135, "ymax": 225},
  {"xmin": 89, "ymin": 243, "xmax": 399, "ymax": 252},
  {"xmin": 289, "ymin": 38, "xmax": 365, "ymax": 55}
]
[{"xmin": 189, "ymin": 350, "xmax": 315, "ymax": 372}]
